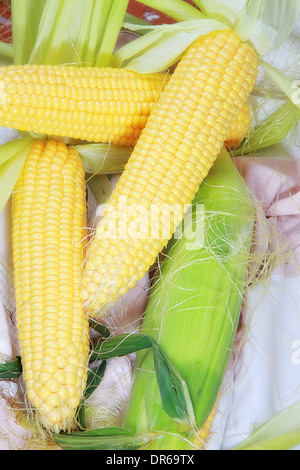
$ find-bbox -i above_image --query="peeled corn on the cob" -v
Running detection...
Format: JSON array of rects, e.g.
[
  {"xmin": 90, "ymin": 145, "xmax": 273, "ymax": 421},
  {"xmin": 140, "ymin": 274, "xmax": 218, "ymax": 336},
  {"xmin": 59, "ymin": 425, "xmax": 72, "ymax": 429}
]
[{"xmin": 12, "ymin": 139, "xmax": 89, "ymax": 432}]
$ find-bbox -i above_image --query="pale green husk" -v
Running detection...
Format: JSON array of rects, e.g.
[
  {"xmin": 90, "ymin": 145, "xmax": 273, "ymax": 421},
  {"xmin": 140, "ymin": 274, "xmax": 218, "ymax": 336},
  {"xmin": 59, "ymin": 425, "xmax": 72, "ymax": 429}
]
[
  {"xmin": 123, "ymin": 148, "xmax": 255, "ymax": 450},
  {"xmin": 0, "ymin": 136, "xmax": 34, "ymax": 213},
  {"xmin": 234, "ymin": 400, "xmax": 300, "ymax": 450}
]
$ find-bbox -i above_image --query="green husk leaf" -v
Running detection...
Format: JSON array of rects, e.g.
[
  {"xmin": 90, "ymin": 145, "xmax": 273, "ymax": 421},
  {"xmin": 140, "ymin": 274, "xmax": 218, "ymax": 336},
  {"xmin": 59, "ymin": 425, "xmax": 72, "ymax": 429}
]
[
  {"xmin": 28, "ymin": 0, "xmax": 96, "ymax": 65},
  {"xmin": 260, "ymin": 61, "xmax": 300, "ymax": 109},
  {"xmin": 192, "ymin": 0, "xmax": 300, "ymax": 56},
  {"xmin": 0, "ymin": 41, "xmax": 13, "ymax": 59},
  {"xmin": 0, "ymin": 136, "xmax": 34, "ymax": 214},
  {"xmin": 11, "ymin": 0, "xmax": 47, "ymax": 65},
  {"xmin": 235, "ymin": 0, "xmax": 300, "ymax": 56},
  {"xmin": 193, "ymin": 0, "xmax": 247, "ymax": 26},
  {"xmin": 84, "ymin": 361, "xmax": 107, "ymax": 400},
  {"xmin": 111, "ymin": 19, "xmax": 227, "ymax": 73},
  {"xmin": 90, "ymin": 334, "xmax": 195, "ymax": 425},
  {"xmin": 86, "ymin": 174, "xmax": 112, "ymax": 206},
  {"xmin": 53, "ymin": 427, "xmax": 148, "ymax": 450},
  {"xmin": 232, "ymin": 100, "xmax": 300, "ymax": 156},
  {"xmin": 13, "ymin": 0, "xmax": 129, "ymax": 66},
  {"xmin": 123, "ymin": 12, "xmax": 150, "ymax": 29},
  {"xmin": 94, "ymin": 0, "xmax": 129, "ymax": 67},
  {"xmin": 135, "ymin": 0, "xmax": 205, "ymax": 22},
  {"xmin": 89, "ymin": 319, "xmax": 111, "ymax": 339},
  {"xmin": 234, "ymin": 400, "xmax": 300, "ymax": 450},
  {"xmin": 0, "ymin": 356, "xmax": 22, "ymax": 379},
  {"xmin": 238, "ymin": 432, "xmax": 300, "ymax": 451},
  {"xmin": 77, "ymin": 361, "xmax": 107, "ymax": 430},
  {"xmin": 76, "ymin": 143, "xmax": 131, "ymax": 175}
]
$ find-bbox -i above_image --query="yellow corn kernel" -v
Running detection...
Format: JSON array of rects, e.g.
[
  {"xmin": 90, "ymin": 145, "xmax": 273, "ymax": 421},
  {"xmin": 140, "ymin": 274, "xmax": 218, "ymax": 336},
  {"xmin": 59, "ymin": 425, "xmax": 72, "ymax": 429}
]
[
  {"xmin": 193, "ymin": 403, "xmax": 218, "ymax": 450},
  {"xmin": 81, "ymin": 29, "xmax": 258, "ymax": 318},
  {"xmin": 0, "ymin": 64, "xmax": 169, "ymax": 145},
  {"xmin": 0, "ymin": 63, "xmax": 251, "ymax": 148},
  {"xmin": 225, "ymin": 100, "xmax": 251, "ymax": 148},
  {"xmin": 12, "ymin": 139, "xmax": 89, "ymax": 432}
]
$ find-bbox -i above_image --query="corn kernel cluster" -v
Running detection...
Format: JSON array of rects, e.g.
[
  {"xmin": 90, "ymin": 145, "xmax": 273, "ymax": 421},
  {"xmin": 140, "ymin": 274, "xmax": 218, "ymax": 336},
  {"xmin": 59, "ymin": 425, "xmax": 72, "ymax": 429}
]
[
  {"xmin": 0, "ymin": 65, "xmax": 168, "ymax": 145},
  {"xmin": 81, "ymin": 29, "xmax": 258, "ymax": 317},
  {"xmin": 12, "ymin": 140, "xmax": 89, "ymax": 431}
]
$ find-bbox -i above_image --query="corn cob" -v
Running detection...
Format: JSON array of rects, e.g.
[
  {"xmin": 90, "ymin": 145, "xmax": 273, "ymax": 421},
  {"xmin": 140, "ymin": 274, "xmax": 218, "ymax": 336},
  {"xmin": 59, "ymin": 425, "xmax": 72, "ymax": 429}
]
[
  {"xmin": 12, "ymin": 139, "xmax": 89, "ymax": 432},
  {"xmin": 0, "ymin": 63, "xmax": 250, "ymax": 149},
  {"xmin": 0, "ymin": 64, "xmax": 169, "ymax": 145},
  {"xmin": 81, "ymin": 29, "xmax": 258, "ymax": 317}
]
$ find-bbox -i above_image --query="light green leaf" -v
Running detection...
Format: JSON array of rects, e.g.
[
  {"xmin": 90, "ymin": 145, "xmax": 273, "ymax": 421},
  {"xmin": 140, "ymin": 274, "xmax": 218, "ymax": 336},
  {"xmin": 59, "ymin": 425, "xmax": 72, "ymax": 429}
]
[
  {"xmin": 76, "ymin": 142, "xmax": 131, "ymax": 175},
  {"xmin": 136, "ymin": 0, "xmax": 205, "ymax": 22},
  {"xmin": 260, "ymin": 61, "xmax": 300, "ymax": 109},
  {"xmin": 94, "ymin": 0, "xmax": 130, "ymax": 67},
  {"xmin": 0, "ymin": 41, "xmax": 13, "ymax": 59},
  {"xmin": 11, "ymin": 0, "xmax": 47, "ymax": 65},
  {"xmin": 87, "ymin": 174, "xmax": 112, "ymax": 206},
  {"xmin": 90, "ymin": 334, "xmax": 195, "ymax": 426},
  {"xmin": 28, "ymin": 0, "xmax": 91, "ymax": 65},
  {"xmin": 235, "ymin": 0, "xmax": 300, "ymax": 56},
  {"xmin": 53, "ymin": 427, "xmax": 149, "ymax": 450},
  {"xmin": 232, "ymin": 100, "xmax": 300, "ymax": 156},
  {"xmin": 234, "ymin": 401, "xmax": 300, "ymax": 450},
  {"xmin": 112, "ymin": 19, "xmax": 227, "ymax": 73},
  {"xmin": 195, "ymin": 0, "xmax": 247, "ymax": 26},
  {"xmin": 0, "ymin": 136, "xmax": 34, "ymax": 214}
]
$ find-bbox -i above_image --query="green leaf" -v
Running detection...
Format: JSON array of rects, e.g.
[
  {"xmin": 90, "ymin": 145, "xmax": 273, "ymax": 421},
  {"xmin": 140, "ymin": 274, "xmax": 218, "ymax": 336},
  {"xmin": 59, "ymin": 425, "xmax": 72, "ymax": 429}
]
[
  {"xmin": 0, "ymin": 41, "xmax": 13, "ymax": 59},
  {"xmin": 136, "ymin": 0, "xmax": 205, "ymax": 22},
  {"xmin": 241, "ymin": 432, "xmax": 300, "ymax": 451},
  {"xmin": 89, "ymin": 318, "xmax": 111, "ymax": 339},
  {"xmin": 123, "ymin": 12, "xmax": 151, "ymax": 32},
  {"xmin": 232, "ymin": 100, "xmax": 300, "ymax": 156},
  {"xmin": 0, "ymin": 136, "xmax": 34, "ymax": 214},
  {"xmin": 94, "ymin": 0, "xmax": 130, "ymax": 67},
  {"xmin": 85, "ymin": 361, "xmax": 107, "ymax": 400},
  {"xmin": 77, "ymin": 361, "xmax": 107, "ymax": 430},
  {"xmin": 151, "ymin": 341, "xmax": 195, "ymax": 427},
  {"xmin": 90, "ymin": 333, "xmax": 153, "ymax": 362},
  {"xmin": 112, "ymin": 19, "xmax": 227, "ymax": 73},
  {"xmin": 86, "ymin": 174, "xmax": 112, "ymax": 206},
  {"xmin": 235, "ymin": 0, "xmax": 300, "ymax": 56},
  {"xmin": 11, "ymin": 0, "xmax": 47, "ymax": 65},
  {"xmin": 234, "ymin": 401, "xmax": 300, "ymax": 451},
  {"xmin": 90, "ymin": 333, "xmax": 195, "ymax": 425},
  {"xmin": 76, "ymin": 142, "xmax": 131, "ymax": 175},
  {"xmin": 194, "ymin": 0, "xmax": 247, "ymax": 26},
  {"xmin": 261, "ymin": 61, "xmax": 300, "ymax": 109},
  {"xmin": 0, "ymin": 356, "xmax": 22, "ymax": 379},
  {"xmin": 53, "ymin": 427, "xmax": 149, "ymax": 450}
]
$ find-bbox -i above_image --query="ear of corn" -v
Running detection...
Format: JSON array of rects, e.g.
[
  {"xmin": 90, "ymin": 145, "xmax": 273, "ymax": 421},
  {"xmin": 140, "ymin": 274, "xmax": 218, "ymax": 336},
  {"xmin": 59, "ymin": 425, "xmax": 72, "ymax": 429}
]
[
  {"xmin": 81, "ymin": 29, "xmax": 258, "ymax": 318},
  {"xmin": 123, "ymin": 148, "xmax": 255, "ymax": 450},
  {"xmin": 12, "ymin": 139, "xmax": 90, "ymax": 432},
  {"xmin": 0, "ymin": 64, "xmax": 169, "ymax": 145},
  {"xmin": 0, "ymin": 62, "xmax": 250, "ymax": 149}
]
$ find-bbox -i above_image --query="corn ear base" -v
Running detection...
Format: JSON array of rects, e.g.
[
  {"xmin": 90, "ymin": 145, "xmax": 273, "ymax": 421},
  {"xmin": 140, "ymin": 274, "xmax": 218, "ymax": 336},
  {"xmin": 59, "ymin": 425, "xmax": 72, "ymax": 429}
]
[{"xmin": 123, "ymin": 148, "xmax": 255, "ymax": 450}]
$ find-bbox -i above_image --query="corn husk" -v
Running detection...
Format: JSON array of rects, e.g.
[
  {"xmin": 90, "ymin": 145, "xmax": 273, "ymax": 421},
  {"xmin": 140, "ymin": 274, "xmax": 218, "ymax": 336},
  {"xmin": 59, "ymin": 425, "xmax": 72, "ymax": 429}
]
[{"xmin": 123, "ymin": 148, "xmax": 255, "ymax": 450}]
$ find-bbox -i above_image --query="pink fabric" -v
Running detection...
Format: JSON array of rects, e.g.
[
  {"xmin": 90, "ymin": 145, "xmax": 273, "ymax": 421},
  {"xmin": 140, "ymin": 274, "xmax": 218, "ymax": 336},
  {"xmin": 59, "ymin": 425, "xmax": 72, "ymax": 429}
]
[{"xmin": 235, "ymin": 157, "xmax": 300, "ymax": 278}]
